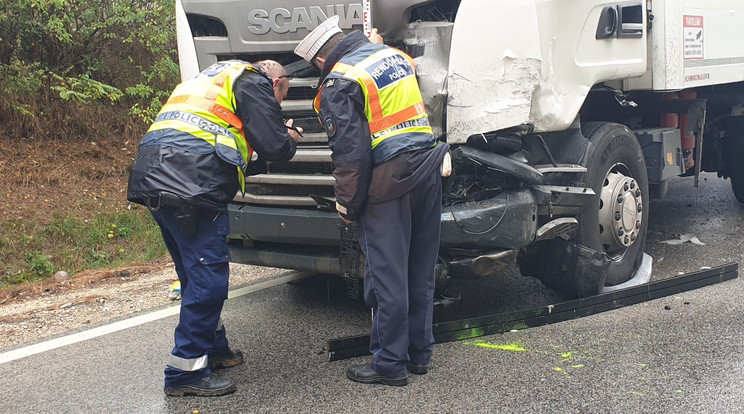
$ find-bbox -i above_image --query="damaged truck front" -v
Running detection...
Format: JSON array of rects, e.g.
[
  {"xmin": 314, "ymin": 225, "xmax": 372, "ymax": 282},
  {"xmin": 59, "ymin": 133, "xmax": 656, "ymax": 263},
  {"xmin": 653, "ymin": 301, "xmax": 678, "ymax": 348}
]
[{"xmin": 176, "ymin": 0, "xmax": 744, "ymax": 298}]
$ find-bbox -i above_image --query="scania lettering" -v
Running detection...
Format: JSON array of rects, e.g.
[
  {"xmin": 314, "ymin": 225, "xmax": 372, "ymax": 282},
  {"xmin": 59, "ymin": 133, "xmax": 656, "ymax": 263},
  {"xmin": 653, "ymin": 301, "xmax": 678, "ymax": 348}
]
[
  {"xmin": 247, "ymin": 5, "xmax": 364, "ymax": 35},
  {"xmin": 176, "ymin": 0, "xmax": 744, "ymax": 298}
]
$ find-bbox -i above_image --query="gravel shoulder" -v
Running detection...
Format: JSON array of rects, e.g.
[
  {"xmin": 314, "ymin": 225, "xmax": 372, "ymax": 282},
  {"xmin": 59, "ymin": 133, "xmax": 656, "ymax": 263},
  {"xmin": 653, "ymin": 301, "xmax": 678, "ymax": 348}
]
[{"xmin": 0, "ymin": 261, "xmax": 286, "ymax": 351}]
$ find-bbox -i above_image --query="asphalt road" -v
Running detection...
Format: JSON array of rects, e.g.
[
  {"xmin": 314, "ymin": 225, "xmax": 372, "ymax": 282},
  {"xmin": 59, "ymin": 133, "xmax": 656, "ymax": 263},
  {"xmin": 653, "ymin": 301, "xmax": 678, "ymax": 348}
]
[{"xmin": 1, "ymin": 173, "xmax": 743, "ymax": 413}]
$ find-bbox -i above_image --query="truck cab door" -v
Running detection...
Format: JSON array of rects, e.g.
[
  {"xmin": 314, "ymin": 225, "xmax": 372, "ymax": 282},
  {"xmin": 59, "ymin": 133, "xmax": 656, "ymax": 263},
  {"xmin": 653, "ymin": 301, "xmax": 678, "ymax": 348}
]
[{"xmin": 446, "ymin": 0, "xmax": 647, "ymax": 139}]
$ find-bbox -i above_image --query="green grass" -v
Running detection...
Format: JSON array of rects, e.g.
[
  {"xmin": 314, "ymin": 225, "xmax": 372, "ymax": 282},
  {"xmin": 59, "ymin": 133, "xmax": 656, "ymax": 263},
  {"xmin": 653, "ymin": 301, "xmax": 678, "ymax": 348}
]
[{"xmin": 0, "ymin": 205, "xmax": 166, "ymax": 288}]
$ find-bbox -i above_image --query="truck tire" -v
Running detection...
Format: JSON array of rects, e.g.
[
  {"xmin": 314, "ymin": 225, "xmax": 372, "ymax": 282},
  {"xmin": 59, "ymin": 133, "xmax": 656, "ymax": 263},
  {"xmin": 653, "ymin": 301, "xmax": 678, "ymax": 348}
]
[
  {"xmin": 724, "ymin": 116, "xmax": 744, "ymax": 204},
  {"xmin": 579, "ymin": 122, "xmax": 649, "ymax": 286},
  {"xmin": 731, "ymin": 172, "xmax": 744, "ymax": 203},
  {"xmin": 519, "ymin": 122, "xmax": 649, "ymax": 297}
]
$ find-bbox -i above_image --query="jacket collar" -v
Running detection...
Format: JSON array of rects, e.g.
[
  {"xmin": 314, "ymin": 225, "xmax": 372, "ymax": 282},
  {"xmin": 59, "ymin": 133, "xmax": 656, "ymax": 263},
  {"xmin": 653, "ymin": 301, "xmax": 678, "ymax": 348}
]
[{"xmin": 318, "ymin": 31, "xmax": 369, "ymax": 85}]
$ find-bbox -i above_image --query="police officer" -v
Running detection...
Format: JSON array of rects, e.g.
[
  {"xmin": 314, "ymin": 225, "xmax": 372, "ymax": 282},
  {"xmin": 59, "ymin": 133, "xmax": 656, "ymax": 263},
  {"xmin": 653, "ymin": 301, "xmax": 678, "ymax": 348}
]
[
  {"xmin": 127, "ymin": 60, "xmax": 301, "ymax": 397},
  {"xmin": 295, "ymin": 18, "xmax": 448, "ymax": 386}
]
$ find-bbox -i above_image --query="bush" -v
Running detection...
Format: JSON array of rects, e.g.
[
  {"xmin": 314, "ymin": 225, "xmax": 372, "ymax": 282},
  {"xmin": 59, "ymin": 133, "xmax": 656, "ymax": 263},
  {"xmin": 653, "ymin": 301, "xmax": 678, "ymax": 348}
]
[
  {"xmin": 27, "ymin": 252, "xmax": 54, "ymax": 279},
  {"xmin": 0, "ymin": 0, "xmax": 180, "ymax": 136},
  {"xmin": 0, "ymin": 1, "xmax": 178, "ymax": 287}
]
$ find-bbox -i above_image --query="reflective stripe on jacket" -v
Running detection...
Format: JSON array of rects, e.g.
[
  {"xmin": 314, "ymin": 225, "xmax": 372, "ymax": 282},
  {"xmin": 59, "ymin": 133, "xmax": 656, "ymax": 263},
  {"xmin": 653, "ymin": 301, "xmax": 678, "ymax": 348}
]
[
  {"xmin": 313, "ymin": 43, "xmax": 435, "ymax": 165},
  {"xmin": 145, "ymin": 60, "xmax": 256, "ymax": 192}
]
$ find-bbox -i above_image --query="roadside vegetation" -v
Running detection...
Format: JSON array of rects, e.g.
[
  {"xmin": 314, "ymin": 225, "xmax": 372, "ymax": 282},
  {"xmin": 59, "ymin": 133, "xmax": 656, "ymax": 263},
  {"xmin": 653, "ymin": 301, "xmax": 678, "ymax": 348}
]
[{"xmin": 0, "ymin": 0, "xmax": 181, "ymax": 288}]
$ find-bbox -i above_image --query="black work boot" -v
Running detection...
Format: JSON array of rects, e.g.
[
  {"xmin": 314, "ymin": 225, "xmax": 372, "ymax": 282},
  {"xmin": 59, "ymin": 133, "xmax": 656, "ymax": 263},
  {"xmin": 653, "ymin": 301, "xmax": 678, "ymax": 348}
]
[
  {"xmin": 346, "ymin": 363, "xmax": 408, "ymax": 386},
  {"xmin": 406, "ymin": 362, "xmax": 428, "ymax": 375},
  {"xmin": 164, "ymin": 374, "xmax": 236, "ymax": 397},
  {"xmin": 209, "ymin": 349, "xmax": 244, "ymax": 370}
]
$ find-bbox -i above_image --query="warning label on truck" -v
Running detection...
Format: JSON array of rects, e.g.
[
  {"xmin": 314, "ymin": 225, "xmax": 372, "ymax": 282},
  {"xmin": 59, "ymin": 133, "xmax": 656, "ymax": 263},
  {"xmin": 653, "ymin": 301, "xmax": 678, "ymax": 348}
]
[{"xmin": 683, "ymin": 15, "xmax": 704, "ymax": 60}]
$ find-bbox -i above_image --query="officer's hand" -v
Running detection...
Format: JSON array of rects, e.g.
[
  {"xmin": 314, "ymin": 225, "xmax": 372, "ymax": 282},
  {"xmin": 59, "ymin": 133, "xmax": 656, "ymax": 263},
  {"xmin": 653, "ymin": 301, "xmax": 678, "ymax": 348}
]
[
  {"xmin": 368, "ymin": 28, "xmax": 384, "ymax": 44},
  {"xmin": 285, "ymin": 118, "xmax": 303, "ymax": 142}
]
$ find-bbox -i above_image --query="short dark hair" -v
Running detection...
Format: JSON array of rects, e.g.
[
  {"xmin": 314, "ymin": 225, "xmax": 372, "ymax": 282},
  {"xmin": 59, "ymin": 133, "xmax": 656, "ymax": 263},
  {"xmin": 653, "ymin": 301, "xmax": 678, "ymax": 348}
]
[{"xmin": 315, "ymin": 33, "xmax": 344, "ymax": 60}]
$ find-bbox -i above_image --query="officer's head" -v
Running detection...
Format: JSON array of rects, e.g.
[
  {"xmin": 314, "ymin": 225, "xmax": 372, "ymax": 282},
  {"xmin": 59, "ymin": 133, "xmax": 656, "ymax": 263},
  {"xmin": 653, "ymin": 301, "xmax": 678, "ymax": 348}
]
[
  {"xmin": 294, "ymin": 16, "xmax": 344, "ymax": 70},
  {"xmin": 257, "ymin": 60, "xmax": 291, "ymax": 104}
]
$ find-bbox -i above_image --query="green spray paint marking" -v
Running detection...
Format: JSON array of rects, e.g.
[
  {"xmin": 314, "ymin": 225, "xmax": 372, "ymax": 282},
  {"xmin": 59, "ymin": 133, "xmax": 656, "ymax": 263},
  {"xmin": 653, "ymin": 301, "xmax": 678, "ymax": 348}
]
[
  {"xmin": 454, "ymin": 328, "xmax": 485, "ymax": 341},
  {"xmin": 465, "ymin": 340, "xmax": 527, "ymax": 352},
  {"xmin": 561, "ymin": 352, "xmax": 573, "ymax": 359}
]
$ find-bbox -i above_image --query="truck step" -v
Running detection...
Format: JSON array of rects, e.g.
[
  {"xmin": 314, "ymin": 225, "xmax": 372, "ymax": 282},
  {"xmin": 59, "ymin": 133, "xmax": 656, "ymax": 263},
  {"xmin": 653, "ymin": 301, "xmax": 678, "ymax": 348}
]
[{"xmin": 535, "ymin": 217, "xmax": 579, "ymax": 241}]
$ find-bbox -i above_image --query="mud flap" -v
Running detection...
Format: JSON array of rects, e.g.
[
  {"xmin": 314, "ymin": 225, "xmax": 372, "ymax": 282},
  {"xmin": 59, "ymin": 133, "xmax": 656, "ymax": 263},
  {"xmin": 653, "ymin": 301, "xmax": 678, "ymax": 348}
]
[{"xmin": 518, "ymin": 238, "xmax": 611, "ymax": 298}]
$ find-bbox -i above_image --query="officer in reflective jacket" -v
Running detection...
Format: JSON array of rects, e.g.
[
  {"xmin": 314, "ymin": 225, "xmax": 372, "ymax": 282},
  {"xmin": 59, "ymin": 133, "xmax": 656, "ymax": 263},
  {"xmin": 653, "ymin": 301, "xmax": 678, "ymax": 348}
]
[
  {"xmin": 127, "ymin": 60, "xmax": 301, "ymax": 397},
  {"xmin": 296, "ymin": 17, "xmax": 449, "ymax": 386}
]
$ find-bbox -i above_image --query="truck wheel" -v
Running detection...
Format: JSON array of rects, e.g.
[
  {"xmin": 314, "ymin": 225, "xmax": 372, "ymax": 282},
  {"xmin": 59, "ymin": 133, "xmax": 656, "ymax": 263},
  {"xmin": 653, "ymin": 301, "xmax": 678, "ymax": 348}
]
[
  {"xmin": 724, "ymin": 116, "xmax": 744, "ymax": 204},
  {"xmin": 579, "ymin": 122, "xmax": 648, "ymax": 287},
  {"xmin": 731, "ymin": 170, "xmax": 744, "ymax": 203},
  {"xmin": 519, "ymin": 122, "xmax": 648, "ymax": 297}
]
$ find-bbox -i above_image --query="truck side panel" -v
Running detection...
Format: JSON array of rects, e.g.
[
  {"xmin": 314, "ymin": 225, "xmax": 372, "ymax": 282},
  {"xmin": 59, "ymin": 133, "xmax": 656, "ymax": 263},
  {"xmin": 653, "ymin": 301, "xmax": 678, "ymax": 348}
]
[
  {"xmin": 648, "ymin": 0, "xmax": 744, "ymax": 90},
  {"xmin": 447, "ymin": 0, "xmax": 646, "ymax": 142}
]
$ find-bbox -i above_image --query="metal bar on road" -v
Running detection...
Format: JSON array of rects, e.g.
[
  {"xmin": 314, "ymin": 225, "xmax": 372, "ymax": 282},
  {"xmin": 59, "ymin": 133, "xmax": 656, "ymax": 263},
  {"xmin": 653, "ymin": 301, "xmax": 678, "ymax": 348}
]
[{"xmin": 327, "ymin": 263, "xmax": 738, "ymax": 362}]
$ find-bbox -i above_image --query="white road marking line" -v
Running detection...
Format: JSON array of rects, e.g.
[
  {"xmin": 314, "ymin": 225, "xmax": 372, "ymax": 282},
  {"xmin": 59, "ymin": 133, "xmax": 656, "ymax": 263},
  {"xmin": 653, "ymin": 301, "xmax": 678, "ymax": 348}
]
[
  {"xmin": 227, "ymin": 271, "xmax": 311, "ymax": 299},
  {"xmin": 0, "ymin": 271, "xmax": 311, "ymax": 365}
]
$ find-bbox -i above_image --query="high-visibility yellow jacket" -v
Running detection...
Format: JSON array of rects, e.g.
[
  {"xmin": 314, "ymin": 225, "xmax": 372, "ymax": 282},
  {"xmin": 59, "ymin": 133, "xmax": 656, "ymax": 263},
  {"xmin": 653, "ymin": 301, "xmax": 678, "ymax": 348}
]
[
  {"xmin": 128, "ymin": 61, "xmax": 296, "ymax": 211},
  {"xmin": 314, "ymin": 43, "xmax": 435, "ymax": 166},
  {"xmin": 148, "ymin": 61, "xmax": 257, "ymax": 192},
  {"xmin": 312, "ymin": 33, "xmax": 439, "ymax": 220}
]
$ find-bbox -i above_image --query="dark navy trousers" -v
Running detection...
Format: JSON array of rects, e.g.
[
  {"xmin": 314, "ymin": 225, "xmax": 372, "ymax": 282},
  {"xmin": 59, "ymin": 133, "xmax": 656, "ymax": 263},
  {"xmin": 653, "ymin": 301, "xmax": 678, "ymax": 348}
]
[
  {"xmin": 150, "ymin": 206, "xmax": 232, "ymax": 387},
  {"xmin": 357, "ymin": 167, "xmax": 442, "ymax": 378}
]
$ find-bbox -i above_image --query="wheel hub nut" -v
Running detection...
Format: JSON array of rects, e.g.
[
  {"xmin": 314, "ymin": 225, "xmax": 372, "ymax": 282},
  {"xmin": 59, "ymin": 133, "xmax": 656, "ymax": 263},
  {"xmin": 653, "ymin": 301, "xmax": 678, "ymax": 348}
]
[{"xmin": 599, "ymin": 172, "xmax": 644, "ymax": 254}]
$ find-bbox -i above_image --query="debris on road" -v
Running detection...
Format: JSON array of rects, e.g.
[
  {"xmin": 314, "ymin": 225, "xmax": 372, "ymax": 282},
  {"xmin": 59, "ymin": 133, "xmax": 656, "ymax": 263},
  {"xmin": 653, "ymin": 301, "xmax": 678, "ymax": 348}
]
[
  {"xmin": 659, "ymin": 234, "xmax": 706, "ymax": 245},
  {"xmin": 53, "ymin": 271, "xmax": 68, "ymax": 282},
  {"xmin": 168, "ymin": 280, "xmax": 182, "ymax": 301}
]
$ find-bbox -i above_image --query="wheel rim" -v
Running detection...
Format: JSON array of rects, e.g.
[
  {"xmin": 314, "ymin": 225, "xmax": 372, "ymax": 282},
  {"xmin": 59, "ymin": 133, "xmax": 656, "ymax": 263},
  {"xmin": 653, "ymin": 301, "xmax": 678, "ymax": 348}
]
[{"xmin": 598, "ymin": 164, "xmax": 643, "ymax": 259}]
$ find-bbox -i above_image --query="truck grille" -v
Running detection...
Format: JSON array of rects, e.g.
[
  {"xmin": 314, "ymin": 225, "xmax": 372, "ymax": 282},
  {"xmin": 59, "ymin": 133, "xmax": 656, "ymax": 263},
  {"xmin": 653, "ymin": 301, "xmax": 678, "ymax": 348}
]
[
  {"xmin": 268, "ymin": 162, "xmax": 333, "ymax": 175},
  {"xmin": 238, "ymin": 77, "xmax": 335, "ymax": 207}
]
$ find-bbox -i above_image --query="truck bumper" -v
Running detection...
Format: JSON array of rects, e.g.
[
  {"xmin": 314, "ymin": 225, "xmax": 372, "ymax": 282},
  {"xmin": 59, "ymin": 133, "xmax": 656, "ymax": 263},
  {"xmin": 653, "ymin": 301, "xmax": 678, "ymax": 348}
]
[{"xmin": 227, "ymin": 188, "xmax": 537, "ymax": 275}]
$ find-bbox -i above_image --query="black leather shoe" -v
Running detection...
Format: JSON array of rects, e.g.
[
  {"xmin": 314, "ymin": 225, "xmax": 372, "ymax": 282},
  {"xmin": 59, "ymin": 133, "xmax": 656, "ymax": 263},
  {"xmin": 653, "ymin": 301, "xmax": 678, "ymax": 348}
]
[
  {"xmin": 407, "ymin": 362, "xmax": 428, "ymax": 375},
  {"xmin": 164, "ymin": 374, "xmax": 236, "ymax": 397},
  {"xmin": 209, "ymin": 349, "xmax": 244, "ymax": 370},
  {"xmin": 346, "ymin": 363, "xmax": 408, "ymax": 386}
]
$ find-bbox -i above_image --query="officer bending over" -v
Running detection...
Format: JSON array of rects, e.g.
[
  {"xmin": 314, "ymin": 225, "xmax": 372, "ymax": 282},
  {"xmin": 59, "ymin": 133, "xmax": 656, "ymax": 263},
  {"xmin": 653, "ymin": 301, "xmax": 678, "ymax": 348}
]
[{"xmin": 127, "ymin": 59, "xmax": 301, "ymax": 397}]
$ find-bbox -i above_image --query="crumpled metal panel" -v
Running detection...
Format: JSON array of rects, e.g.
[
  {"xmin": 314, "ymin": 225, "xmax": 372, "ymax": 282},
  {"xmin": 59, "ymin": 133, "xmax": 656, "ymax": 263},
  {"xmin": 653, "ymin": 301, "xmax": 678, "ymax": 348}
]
[
  {"xmin": 404, "ymin": 22, "xmax": 453, "ymax": 139},
  {"xmin": 446, "ymin": 0, "xmax": 542, "ymax": 143},
  {"xmin": 446, "ymin": 0, "xmax": 646, "ymax": 142},
  {"xmin": 448, "ymin": 250, "xmax": 517, "ymax": 279},
  {"xmin": 440, "ymin": 189, "xmax": 537, "ymax": 250}
]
